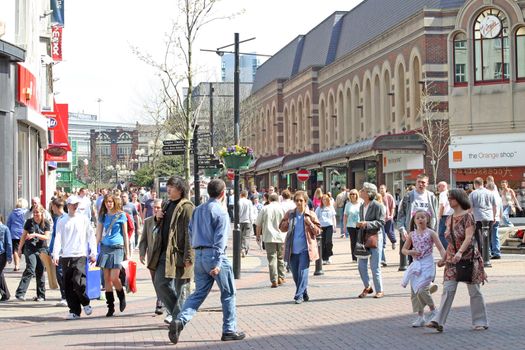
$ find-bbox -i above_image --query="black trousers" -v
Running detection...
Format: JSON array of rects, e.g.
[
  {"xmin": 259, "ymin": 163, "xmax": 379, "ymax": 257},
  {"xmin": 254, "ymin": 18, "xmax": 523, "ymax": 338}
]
[
  {"xmin": 321, "ymin": 225, "xmax": 334, "ymax": 260},
  {"xmin": 347, "ymin": 227, "xmax": 358, "ymax": 261},
  {"xmin": 61, "ymin": 257, "xmax": 90, "ymax": 316},
  {"xmin": 16, "ymin": 247, "xmax": 45, "ymax": 299},
  {"xmin": 0, "ymin": 253, "xmax": 10, "ymax": 300}
]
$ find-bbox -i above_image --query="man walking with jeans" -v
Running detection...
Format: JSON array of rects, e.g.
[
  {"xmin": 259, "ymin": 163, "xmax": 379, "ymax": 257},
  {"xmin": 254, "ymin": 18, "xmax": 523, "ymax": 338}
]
[
  {"xmin": 169, "ymin": 179, "xmax": 245, "ymax": 344},
  {"xmin": 256, "ymin": 193, "xmax": 286, "ymax": 288},
  {"xmin": 52, "ymin": 196, "xmax": 97, "ymax": 320}
]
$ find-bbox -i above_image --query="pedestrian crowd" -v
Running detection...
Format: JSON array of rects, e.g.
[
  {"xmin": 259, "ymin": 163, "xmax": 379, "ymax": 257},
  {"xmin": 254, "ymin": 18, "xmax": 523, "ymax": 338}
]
[{"xmin": 0, "ymin": 175, "xmax": 524, "ymax": 343}]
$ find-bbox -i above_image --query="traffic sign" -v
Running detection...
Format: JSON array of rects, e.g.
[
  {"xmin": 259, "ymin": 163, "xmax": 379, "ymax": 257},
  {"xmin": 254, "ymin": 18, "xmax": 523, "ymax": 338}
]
[
  {"xmin": 297, "ymin": 169, "xmax": 310, "ymax": 182},
  {"xmin": 162, "ymin": 149, "xmax": 194, "ymax": 156},
  {"xmin": 226, "ymin": 168, "xmax": 235, "ymax": 180},
  {"xmin": 162, "ymin": 145, "xmax": 186, "ymax": 151},
  {"xmin": 197, "ymin": 154, "xmax": 215, "ymax": 160},
  {"xmin": 163, "ymin": 139, "xmax": 185, "ymax": 146}
]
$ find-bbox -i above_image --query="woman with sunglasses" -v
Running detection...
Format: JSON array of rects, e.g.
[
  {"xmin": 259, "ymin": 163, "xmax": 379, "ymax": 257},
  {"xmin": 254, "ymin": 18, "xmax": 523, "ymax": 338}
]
[
  {"xmin": 344, "ymin": 189, "xmax": 362, "ymax": 261},
  {"xmin": 280, "ymin": 191, "xmax": 321, "ymax": 304},
  {"xmin": 427, "ymin": 189, "xmax": 488, "ymax": 332}
]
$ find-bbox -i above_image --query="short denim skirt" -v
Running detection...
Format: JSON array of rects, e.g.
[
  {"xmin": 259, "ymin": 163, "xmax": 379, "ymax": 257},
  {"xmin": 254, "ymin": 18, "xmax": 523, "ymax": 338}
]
[{"xmin": 96, "ymin": 244, "xmax": 124, "ymax": 269}]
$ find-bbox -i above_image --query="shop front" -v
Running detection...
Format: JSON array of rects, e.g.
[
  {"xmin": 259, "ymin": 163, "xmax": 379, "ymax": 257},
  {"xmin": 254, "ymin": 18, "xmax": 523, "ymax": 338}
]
[
  {"xmin": 382, "ymin": 150, "xmax": 425, "ymax": 196},
  {"xmin": 449, "ymin": 133, "xmax": 525, "ymax": 190}
]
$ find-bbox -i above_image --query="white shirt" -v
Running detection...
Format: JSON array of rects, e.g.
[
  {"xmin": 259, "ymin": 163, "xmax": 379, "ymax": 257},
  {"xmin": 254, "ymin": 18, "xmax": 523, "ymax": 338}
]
[
  {"xmin": 411, "ymin": 191, "xmax": 431, "ymax": 218},
  {"xmin": 281, "ymin": 199, "xmax": 296, "ymax": 213},
  {"xmin": 238, "ymin": 197, "xmax": 254, "ymax": 224},
  {"xmin": 53, "ymin": 213, "xmax": 97, "ymax": 260},
  {"xmin": 439, "ymin": 191, "xmax": 453, "ymax": 216}
]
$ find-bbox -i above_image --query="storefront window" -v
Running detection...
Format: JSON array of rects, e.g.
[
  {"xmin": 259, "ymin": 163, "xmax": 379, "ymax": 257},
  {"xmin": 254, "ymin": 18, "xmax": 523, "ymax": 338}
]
[
  {"xmin": 516, "ymin": 27, "xmax": 525, "ymax": 79},
  {"xmin": 17, "ymin": 125, "xmax": 29, "ymax": 199},
  {"xmin": 474, "ymin": 9, "xmax": 509, "ymax": 83},
  {"xmin": 453, "ymin": 33, "xmax": 468, "ymax": 84}
]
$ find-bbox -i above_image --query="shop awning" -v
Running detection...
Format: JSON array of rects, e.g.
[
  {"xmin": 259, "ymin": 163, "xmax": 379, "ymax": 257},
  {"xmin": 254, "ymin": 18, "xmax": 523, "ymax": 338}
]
[
  {"xmin": 0, "ymin": 39, "xmax": 25, "ymax": 62},
  {"xmin": 255, "ymin": 156, "xmax": 285, "ymax": 172},
  {"xmin": 281, "ymin": 132, "xmax": 425, "ymax": 172}
]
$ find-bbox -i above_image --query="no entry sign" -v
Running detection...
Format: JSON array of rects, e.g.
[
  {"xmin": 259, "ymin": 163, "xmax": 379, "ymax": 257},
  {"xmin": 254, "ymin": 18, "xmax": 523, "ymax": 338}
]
[
  {"xmin": 297, "ymin": 169, "xmax": 310, "ymax": 182},
  {"xmin": 227, "ymin": 168, "xmax": 235, "ymax": 180}
]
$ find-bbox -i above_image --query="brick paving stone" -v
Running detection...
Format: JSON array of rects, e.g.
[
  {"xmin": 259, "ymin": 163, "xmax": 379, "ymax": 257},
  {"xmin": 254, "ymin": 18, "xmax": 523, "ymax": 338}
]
[{"xmin": 1, "ymin": 235, "xmax": 523, "ymax": 349}]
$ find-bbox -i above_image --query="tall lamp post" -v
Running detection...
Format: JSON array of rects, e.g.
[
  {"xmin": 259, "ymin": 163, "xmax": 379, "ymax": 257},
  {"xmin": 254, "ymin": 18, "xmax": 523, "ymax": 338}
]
[{"xmin": 202, "ymin": 34, "xmax": 271, "ymax": 279}]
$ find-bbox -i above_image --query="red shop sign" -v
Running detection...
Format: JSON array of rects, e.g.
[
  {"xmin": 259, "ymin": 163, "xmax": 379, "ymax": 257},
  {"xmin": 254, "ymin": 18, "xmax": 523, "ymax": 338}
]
[{"xmin": 51, "ymin": 25, "xmax": 63, "ymax": 61}]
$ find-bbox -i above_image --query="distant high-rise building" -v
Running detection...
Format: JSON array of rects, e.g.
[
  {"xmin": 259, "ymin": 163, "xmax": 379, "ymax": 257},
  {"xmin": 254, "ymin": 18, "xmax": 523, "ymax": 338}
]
[{"xmin": 221, "ymin": 53, "xmax": 259, "ymax": 83}]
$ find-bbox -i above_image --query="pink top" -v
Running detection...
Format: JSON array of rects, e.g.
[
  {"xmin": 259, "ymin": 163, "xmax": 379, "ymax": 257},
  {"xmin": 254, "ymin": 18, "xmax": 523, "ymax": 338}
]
[{"xmin": 410, "ymin": 228, "xmax": 434, "ymax": 260}]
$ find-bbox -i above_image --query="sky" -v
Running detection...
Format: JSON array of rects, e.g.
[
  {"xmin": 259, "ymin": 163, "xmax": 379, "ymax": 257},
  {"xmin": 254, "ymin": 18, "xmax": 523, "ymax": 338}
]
[{"xmin": 53, "ymin": 0, "xmax": 362, "ymax": 123}]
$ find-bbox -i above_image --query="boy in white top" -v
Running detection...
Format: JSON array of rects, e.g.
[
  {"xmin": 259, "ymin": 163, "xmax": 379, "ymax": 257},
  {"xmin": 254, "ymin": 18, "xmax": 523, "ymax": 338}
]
[
  {"xmin": 437, "ymin": 181, "xmax": 453, "ymax": 249},
  {"xmin": 53, "ymin": 196, "xmax": 97, "ymax": 320}
]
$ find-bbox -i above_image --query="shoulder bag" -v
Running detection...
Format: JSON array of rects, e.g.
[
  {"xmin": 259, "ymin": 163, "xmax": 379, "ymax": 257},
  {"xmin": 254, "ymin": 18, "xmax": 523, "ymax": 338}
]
[{"xmin": 449, "ymin": 216, "xmax": 474, "ymax": 283}]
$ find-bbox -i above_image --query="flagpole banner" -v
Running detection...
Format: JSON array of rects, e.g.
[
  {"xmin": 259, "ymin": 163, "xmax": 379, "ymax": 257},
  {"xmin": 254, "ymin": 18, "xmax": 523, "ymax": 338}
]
[
  {"xmin": 50, "ymin": 0, "xmax": 64, "ymax": 26},
  {"xmin": 51, "ymin": 25, "xmax": 62, "ymax": 61}
]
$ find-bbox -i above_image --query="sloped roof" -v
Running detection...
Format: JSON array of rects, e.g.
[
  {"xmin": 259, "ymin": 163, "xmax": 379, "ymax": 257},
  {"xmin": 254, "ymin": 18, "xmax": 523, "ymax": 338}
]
[{"xmin": 252, "ymin": 0, "xmax": 465, "ymax": 94}]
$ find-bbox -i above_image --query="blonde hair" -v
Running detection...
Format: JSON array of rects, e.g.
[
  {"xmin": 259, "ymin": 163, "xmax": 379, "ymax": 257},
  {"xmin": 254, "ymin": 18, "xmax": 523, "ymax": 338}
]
[
  {"xmin": 16, "ymin": 198, "xmax": 29, "ymax": 209},
  {"xmin": 314, "ymin": 188, "xmax": 323, "ymax": 199},
  {"xmin": 348, "ymin": 189, "xmax": 359, "ymax": 204}
]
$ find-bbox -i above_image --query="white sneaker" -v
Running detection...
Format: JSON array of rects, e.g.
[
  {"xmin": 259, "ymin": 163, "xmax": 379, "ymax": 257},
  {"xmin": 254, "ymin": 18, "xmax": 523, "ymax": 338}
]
[
  {"xmin": 425, "ymin": 309, "xmax": 438, "ymax": 323},
  {"xmin": 411, "ymin": 315, "xmax": 425, "ymax": 327},
  {"xmin": 56, "ymin": 299, "xmax": 67, "ymax": 307},
  {"xmin": 164, "ymin": 315, "xmax": 173, "ymax": 325},
  {"xmin": 66, "ymin": 313, "xmax": 80, "ymax": 320},
  {"xmin": 327, "ymin": 257, "xmax": 332, "ymax": 264},
  {"xmin": 83, "ymin": 305, "xmax": 93, "ymax": 316},
  {"xmin": 392, "ymin": 242, "xmax": 396, "ymax": 250}
]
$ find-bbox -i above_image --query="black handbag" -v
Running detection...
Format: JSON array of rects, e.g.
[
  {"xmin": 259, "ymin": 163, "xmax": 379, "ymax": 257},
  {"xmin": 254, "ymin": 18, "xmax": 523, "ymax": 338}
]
[
  {"xmin": 355, "ymin": 229, "xmax": 371, "ymax": 259},
  {"xmin": 449, "ymin": 216, "xmax": 474, "ymax": 283}
]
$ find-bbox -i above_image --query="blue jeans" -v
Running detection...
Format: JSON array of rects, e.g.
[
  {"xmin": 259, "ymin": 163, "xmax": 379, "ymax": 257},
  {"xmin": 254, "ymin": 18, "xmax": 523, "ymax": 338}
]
[
  {"xmin": 490, "ymin": 221, "xmax": 501, "ymax": 257},
  {"xmin": 501, "ymin": 205, "xmax": 513, "ymax": 227},
  {"xmin": 177, "ymin": 250, "xmax": 237, "ymax": 334},
  {"xmin": 289, "ymin": 250, "xmax": 310, "ymax": 301},
  {"xmin": 438, "ymin": 216, "xmax": 449, "ymax": 249},
  {"xmin": 358, "ymin": 233, "xmax": 383, "ymax": 293},
  {"xmin": 337, "ymin": 208, "xmax": 346, "ymax": 237},
  {"xmin": 153, "ymin": 254, "xmax": 190, "ymax": 317}
]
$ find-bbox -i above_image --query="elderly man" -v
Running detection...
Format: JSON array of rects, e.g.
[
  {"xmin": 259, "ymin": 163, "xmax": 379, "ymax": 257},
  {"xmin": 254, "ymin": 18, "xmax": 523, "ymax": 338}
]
[
  {"xmin": 139, "ymin": 198, "xmax": 164, "ymax": 316},
  {"xmin": 256, "ymin": 193, "xmax": 286, "ymax": 288}
]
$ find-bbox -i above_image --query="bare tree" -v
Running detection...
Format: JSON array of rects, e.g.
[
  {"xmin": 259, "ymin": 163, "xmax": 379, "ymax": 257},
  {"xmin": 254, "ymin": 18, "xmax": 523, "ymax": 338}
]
[
  {"xmin": 132, "ymin": 0, "xmax": 235, "ymax": 180},
  {"xmin": 416, "ymin": 80, "xmax": 450, "ymax": 188}
]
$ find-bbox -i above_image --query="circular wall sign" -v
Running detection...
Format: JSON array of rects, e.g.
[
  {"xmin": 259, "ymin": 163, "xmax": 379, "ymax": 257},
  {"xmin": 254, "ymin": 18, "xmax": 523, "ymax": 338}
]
[
  {"xmin": 479, "ymin": 15, "xmax": 502, "ymax": 39},
  {"xmin": 297, "ymin": 169, "xmax": 310, "ymax": 182}
]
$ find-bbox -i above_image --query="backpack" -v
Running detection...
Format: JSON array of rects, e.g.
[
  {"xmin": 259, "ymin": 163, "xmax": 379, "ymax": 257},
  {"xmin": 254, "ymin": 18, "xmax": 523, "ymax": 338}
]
[{"xmin": 124, "ymin": 212, "xmax": 134, "ymax": 239}]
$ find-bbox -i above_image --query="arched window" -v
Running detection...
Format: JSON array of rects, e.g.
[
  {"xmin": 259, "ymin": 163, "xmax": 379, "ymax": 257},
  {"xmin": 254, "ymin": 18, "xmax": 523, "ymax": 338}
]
[
  {"xmin": 516, "ymin": 27, "xmax": 525, "ymax": 79},
  {"xmin": 453, "ymin": 33, "xmax": 468, "ymax": 84},
  {"xmin": 474, "ymin": 8, "xmax": 509, "ymax": 82}
]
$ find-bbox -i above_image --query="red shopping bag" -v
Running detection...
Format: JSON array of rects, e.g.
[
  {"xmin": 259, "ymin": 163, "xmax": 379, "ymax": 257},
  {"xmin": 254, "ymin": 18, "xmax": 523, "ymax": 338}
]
[{"xmin": 122, "ymin": 260, "xmax": 137, "ymax": 293}]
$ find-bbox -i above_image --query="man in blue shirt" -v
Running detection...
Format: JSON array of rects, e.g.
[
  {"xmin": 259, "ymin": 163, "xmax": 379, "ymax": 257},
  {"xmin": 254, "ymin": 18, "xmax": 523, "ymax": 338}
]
[{"xmin": 169, "ymin": 179, "xmax": 245, "ymax": 344}]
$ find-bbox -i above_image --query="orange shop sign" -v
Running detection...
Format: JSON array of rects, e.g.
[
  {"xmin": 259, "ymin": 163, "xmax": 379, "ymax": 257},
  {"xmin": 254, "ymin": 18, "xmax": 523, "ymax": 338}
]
[{"xmin": 449, "ymin": 142, "xmax": 525, "ymax": 169}]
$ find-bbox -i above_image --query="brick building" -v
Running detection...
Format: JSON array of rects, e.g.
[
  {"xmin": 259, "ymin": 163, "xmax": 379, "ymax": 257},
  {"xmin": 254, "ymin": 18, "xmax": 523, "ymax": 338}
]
[{"xmin": 243, "ymin": 0, "xmax": 461, "ymax": 195}]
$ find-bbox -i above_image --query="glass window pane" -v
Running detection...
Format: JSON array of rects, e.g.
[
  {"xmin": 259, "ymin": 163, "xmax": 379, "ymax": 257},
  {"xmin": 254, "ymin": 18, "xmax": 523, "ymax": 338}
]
[
  {"xmin": 475, "ymin": 40, "xmax": 483, "ymax": 81},
  {"xmin": 517, "ymin": 35, "xmax": 525, "ymax": 78},
  {"xmin": 454, "ymin": 38, "xmax": 468, "ymax": 83}
]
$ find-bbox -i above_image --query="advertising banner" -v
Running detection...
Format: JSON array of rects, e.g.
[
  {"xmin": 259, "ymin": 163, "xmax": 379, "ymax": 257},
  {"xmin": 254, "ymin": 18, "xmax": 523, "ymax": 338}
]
[
  {"xmin": 50, "ymin": 0, "xmax": 64, "ymax": 26},
  {"xmin": 449, "ymin": 142, "xmax": 525, "ymax": 169},
  {"xmin": 51, "ymin": 25, "xmax": 62, "ymax": 61},
  {"xmin": 382, "ymin": 151, "xmax": 424, "ymax": 173},
  {"xmin": 44, "ymin": 102, "xmax": 70, "ymax": 162}
]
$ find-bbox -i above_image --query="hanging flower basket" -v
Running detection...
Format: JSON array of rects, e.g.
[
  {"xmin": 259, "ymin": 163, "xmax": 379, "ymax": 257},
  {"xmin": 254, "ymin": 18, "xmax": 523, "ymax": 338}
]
[{"xmin": 219, "ymin": 145, "xmax": 254, "ymax": 170}]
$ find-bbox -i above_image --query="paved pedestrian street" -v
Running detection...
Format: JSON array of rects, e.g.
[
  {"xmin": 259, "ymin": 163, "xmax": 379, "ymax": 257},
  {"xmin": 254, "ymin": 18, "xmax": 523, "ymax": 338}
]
[{"xmin": 1, "ymin": 236, "xmax": 523, "ymax": 349}]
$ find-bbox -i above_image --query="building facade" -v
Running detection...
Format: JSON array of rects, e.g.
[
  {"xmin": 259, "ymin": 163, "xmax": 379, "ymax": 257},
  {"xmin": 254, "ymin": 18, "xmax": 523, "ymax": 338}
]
[
  {"xmin": 0, "ymin": 0, "xmax": 58, "ymax": 217},
  {"xmin": 221, "ymin": 53, "xmax": 259, "ymax": 83},
  {"xmin": 244, "ymin": 0, "xmax": 466, "ymax": 195},
  {"xmin": 447, "ymin": 0, "xmax": 525, "ymax": 189}
]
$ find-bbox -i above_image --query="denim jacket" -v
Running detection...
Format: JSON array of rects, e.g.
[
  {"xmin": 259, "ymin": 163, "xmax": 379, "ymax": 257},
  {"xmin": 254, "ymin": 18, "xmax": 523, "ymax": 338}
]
[{"xmin": 0, "ymin": 224, "xmax": 13, "ymax": 262}]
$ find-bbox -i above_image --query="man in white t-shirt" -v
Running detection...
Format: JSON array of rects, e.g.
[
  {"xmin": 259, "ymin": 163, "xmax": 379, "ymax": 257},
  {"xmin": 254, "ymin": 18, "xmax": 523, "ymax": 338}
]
[
  {"xmin": 76, "ymin": 188, "xmax": 93, "ymax": 221},
  {"xmin": 437, "ymin": 181, "xmax": 453, "ymax": 249}
]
